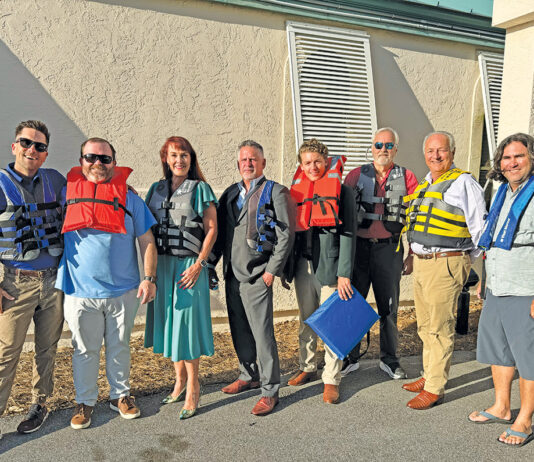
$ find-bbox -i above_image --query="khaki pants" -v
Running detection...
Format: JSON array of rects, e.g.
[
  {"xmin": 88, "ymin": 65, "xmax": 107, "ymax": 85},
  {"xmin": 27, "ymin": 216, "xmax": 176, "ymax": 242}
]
[
  {"xmin": 294, "ymin": 258, "xmax": 343, "ymax": 386},
  {"xmin": 413, "ymin": 254, "xmax": 470, "ymax": 395},
  {"xmin": 0, "ymin": 269, "xmax": 64, "ymax": 414}
]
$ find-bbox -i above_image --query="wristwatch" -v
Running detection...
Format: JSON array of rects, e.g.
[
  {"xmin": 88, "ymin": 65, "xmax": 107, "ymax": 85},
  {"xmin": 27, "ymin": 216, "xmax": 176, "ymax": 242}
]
[
  {"xmin": 144, "ymin": 276, "xmax": 157, "ymax": 283},
  {"xmin": 199, "ymin": 259, "xmax": 208, "ymax": 268}
]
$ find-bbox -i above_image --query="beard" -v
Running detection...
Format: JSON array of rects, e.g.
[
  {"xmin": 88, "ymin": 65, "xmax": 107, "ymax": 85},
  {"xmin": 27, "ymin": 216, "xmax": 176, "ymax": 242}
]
[{"xmin": 84, "ymin": 164, "xmax": 112, "ymax": 183}]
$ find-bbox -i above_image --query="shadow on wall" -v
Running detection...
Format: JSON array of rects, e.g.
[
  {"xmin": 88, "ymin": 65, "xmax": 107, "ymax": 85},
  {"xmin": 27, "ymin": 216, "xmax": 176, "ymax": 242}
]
[
  {"xmin": 371, "ymin": 45, "xmax": 434, "ymax": 180},
  {"xmin": 0, "ymin": 40, "xmax": 86, "ymax": 175},
  {"xmin": 91, "ymin": 0, "xmax": 287, "ymax": 30}
]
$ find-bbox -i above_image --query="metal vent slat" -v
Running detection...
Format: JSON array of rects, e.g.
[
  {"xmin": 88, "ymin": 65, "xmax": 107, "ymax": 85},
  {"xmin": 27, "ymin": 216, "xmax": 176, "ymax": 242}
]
[
  {"xmin": 478, "ymin": 53, "xmax": 504, "ymax": 159},
  {"xmin": 288, "ymin": 22, "xmax": 377, "ymax": 170}
]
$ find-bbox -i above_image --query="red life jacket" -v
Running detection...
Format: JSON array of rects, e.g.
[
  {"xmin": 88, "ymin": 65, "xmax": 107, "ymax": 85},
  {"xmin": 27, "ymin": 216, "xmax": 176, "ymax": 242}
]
[
  {"xmin": 290, "ymin": 156, "xmax": 346, "ymax": 232},
  {"xmin": 62, "ymin": 166, "xmax": 132, "ymax": 234}
]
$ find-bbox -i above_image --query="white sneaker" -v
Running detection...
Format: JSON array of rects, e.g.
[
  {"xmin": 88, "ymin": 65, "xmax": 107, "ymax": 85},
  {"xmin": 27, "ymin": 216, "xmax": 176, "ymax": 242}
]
[
  {"xmin": 341, "ymin": 360, "xmax": 360, "ymax": 377},
  {"xmin": 379, "ymin": 361, "xmax": 407, "ymax": 380}
]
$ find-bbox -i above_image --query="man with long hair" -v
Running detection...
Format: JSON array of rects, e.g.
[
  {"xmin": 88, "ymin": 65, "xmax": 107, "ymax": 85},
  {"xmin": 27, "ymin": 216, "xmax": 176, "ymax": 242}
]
[{"xmin": 468, "ymin": 133, "xmax": 534, "ymax": 447}]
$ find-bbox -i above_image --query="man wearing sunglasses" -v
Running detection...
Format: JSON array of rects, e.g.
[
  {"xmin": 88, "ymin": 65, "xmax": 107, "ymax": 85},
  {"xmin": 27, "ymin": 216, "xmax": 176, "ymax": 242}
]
[
  {"xmin": 343, "ymin": 127, "xmax": 418, "ymax": 380},
  {"xmin": 0, "ymin": 120, "xmax": 66, "ymax": 436},
  {"xmin": 55, "ymin": 137, "xmax": 157, "ymax": 430}
]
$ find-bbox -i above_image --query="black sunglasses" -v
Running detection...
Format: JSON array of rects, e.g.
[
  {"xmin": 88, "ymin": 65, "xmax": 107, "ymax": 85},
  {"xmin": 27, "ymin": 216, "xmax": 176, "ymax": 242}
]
[
  {"xmin": 82, "ymin": 154, "xmax": 114, "ymax": 164},
  {"xmin": 374, "ymin": 142, "xmax": 395, "ymax": 151},
  {"xmin": 16, "ymin": 138, "xmax": 48, "ymax": 152}
]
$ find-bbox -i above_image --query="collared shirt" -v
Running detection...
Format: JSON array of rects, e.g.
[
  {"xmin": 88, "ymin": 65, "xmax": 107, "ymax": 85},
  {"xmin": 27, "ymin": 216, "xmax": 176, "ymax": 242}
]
[
  {"xmin": 55, "ymin": 191, "xmax": 156, "ymax": 298},
  {"xmin": 236, "ymin": 175, "xmax": 264, "ymax": 210},
  {"xmin": 0, "ymin": 163, "xmax": 66, "ymax": 270},
  {"xmin": 486, "ymin": 179, "xmax": 534, "ymax": 296},
  {"xmin": 409, "ymin": 165, "xmax": 487, "ymax": 258},
  {"xmin": 344, "ymin": 163, "xmax": 419, "ymax": 239}
]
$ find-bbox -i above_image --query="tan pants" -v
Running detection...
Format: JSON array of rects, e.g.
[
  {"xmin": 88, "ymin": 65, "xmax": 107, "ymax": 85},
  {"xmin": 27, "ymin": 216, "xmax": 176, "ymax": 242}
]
[
  {"xmin": 413, "ymin": 254, "xmax": 470, "ymax": 395},
  {"xmin": 294, "ymin": 258, "xmax": 343, "ymax": 385},
  {"xmin": 0, "ymin": 269, "xmax": 64, "ymax": 414}
]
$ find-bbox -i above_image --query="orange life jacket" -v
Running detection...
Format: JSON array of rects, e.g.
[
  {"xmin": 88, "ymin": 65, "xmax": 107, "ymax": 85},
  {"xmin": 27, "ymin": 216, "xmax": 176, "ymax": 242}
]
[
  {"xmin": 290, "ymin": 156, "xmax": 346, "ymax": 232},
  {"xmin": 62, "ymin": 166, "xmax": 132, "ymax": 234}
]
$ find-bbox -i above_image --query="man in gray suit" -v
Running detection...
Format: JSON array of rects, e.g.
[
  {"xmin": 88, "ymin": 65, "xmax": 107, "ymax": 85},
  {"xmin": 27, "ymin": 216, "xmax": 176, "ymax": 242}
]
[{"xmin": 214, "ymin": 140, "xmax": 294, "ymax": 416}]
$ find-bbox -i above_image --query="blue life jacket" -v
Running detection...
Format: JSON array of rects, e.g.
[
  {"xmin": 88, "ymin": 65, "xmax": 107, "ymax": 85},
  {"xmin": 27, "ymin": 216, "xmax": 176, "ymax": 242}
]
[
  {"xmin": 0, "ymin": 169, "xmax": 63, "ymax": 261},
  {"xmin": 246, "ymin": 180, "xmax": 278, "ymax": 254},
  {"xmin": 479, "ymin": 176, "xmax": 534, "ymax": 251}
]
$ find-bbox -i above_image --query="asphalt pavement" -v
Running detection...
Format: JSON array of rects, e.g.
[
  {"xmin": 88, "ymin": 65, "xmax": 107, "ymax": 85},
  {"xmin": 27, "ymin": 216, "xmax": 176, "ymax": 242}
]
[{"xmin": 1, "ymin": 351, "xmax": 532, "ymax": 461}]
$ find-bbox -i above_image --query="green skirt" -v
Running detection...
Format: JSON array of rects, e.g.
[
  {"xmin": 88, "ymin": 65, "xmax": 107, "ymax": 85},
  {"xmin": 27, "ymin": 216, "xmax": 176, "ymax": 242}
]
[{"xmin": 144, "ymin": 254, "xmax": 214, "ymax": 361}]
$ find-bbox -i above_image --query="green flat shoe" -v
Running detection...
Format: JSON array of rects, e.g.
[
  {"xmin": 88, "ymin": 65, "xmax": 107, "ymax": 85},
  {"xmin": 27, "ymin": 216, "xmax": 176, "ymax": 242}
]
[{"xmin": 161, "ymin": 386, "xmax": 186, "ymax": 404}]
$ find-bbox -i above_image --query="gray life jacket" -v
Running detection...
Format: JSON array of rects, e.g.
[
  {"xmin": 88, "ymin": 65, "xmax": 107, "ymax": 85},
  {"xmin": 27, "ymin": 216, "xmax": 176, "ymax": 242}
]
[
  {"xmin": 354, "ymin": 163, "xmax": 407, "ymax": 234},
  {"xmin": 245, "ymin": 180, "xmax": 278, "ymax": 254},
  {"xmin": 147, "ymin": 179, "xmax": 204, "ymax": 257},
  {"xmin": 0, "ymin": 168, "xmax": 63, "ymax": 261}
]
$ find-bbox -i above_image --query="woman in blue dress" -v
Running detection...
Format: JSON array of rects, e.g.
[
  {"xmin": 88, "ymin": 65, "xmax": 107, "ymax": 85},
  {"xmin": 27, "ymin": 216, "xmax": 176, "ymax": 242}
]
[{"xmin": 145, "ymin": 136, "xmax": 217, "ymax": 419}]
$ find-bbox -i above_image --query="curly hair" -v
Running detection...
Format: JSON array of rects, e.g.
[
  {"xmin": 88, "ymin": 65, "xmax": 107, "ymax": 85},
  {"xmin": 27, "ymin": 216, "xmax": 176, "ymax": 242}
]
[
  {"xmin": 298, "ymin": 138, "xmax": 329, "ymax": 163},
  {"xmin": 487, "ymin": 133, "xmax": 534, "ymax": 183},
  {"xmin": 159, "ymin": 136, "xmax": 206, "ymax": 182}
]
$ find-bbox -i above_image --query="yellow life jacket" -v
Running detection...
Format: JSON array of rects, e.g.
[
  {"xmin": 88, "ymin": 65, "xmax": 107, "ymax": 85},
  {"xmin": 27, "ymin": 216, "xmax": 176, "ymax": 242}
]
[{"xmin": 402, "ymin": 168, "xmax": 472, "ymax": 249}]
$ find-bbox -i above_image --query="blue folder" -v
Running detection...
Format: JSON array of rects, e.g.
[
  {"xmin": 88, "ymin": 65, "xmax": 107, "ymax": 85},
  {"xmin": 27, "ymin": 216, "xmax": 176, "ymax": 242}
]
[{"xmin": 304, "ymin": 285, "xmax": 379, "ymax": 360}]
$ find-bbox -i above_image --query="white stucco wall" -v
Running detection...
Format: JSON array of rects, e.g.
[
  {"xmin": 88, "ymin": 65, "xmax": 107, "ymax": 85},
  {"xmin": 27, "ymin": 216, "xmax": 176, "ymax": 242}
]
[
  {"xmin": 493, "ymin": 0, "xmax": 534, "ymax": 139},
  {"xmin": 0, "ymin": 0, "xmax": 500, "ymax": 316}
]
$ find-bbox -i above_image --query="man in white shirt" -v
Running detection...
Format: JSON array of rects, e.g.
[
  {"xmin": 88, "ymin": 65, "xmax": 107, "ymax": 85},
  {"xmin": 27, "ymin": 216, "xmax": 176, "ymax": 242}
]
[{"xmin": 402, "ymin": 131, "xmax": 486, "ymax": 410}]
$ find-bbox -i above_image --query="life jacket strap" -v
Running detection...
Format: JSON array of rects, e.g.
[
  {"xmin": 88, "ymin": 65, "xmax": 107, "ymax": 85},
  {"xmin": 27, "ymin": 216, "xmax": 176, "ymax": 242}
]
[
  {"xmin": 300, "ymin": 194, "xmax": 341, "ymax": 227},
  {"xmin": 66, "ymin": 198, "xmax": 132, "ymax": 217}
]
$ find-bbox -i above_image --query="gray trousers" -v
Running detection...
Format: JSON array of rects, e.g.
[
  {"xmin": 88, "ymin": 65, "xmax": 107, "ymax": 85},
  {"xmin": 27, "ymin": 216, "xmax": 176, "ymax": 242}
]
[
  {"xmin": 64, "ymin": 289, "xmax": 139, "ymax": 406},
  {"xmin": 225, "ymin": 270, "xmax": 280, "ymax": 397},
  {"xmin": 348, "ymin": 238, "xmax": 403, "ymax": 364}
]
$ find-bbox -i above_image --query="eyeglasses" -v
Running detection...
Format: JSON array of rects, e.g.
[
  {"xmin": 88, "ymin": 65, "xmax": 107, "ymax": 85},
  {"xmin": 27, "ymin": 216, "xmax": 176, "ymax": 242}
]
[
  {"xmin": 16, "ymin": 138, "xmax": 48, "ymax": 152},
  {"xmin": 374, "ymin": 142, "xmax": 395, "ymax": 151},
  {"xmin": 82, "ymin": 154, "xmax": 114, "ymax": 164}
]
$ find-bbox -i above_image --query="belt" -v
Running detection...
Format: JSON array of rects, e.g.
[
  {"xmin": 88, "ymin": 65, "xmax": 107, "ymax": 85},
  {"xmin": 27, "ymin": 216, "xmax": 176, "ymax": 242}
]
[
  {"xmin": 5, "ymin": 267, "xmax": 57, "ymax": 277},
  {"xmin": 415, "ymin": 251, "xmax": 469, "ymax": 260},
  {"xmin": 358, "ymin": 236, "xmax": 399, "ymax": 245}
]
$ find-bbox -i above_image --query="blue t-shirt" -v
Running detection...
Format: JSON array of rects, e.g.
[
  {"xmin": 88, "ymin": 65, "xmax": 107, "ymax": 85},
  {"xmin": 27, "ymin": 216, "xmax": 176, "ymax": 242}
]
[
  {"xmin": 0, "ymin": 163, "xmax": 66, "ymax": 270},
  {"xmin": 55, "ymin": 191, "xmax": 156, "ymax": 298}
]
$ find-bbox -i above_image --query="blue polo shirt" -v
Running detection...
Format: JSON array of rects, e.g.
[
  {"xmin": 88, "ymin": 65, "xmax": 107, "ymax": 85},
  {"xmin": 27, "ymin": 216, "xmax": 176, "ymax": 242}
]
[
  {"xmin": 55, "ymin": 191, "xmax": 156, "ymax": 298},
  {"xmin": 0, "ymin": 163, "xmax": 66, "ymax": 270}
]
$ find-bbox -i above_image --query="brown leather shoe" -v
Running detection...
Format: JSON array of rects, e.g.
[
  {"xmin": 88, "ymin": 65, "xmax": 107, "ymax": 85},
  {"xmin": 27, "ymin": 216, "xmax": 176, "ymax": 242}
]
[
  {"xmin": 323, "ymin": 384, "xmax": 340, "ymax": 404},
  {"xmin": 251, "ymin": 396, "xmax": 279, "ymax": 416},
  {"xmin": 221, "ymin": 379, "xmax": 260, "ymax": 394},
  {"xmin": 402, "ymin": 377, "xmax": 426, "ymax": 393},
  {"xmin": 288, "ymin": 370, "xmax": 317, "ymax": 386},
  {"xmin": 407, "ymin": 390, "xmax": 443, "ymax": 410}
]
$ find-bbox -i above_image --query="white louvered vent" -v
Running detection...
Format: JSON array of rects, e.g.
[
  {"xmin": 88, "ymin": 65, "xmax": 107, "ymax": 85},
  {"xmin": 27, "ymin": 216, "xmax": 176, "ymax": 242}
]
[
  {"xmin": 287, "ymin": 22, "xmax": 377, "ymax": 172},
  {"xmin": 478, "ymin": 52, "xmax": 504, "ymax": 157}
]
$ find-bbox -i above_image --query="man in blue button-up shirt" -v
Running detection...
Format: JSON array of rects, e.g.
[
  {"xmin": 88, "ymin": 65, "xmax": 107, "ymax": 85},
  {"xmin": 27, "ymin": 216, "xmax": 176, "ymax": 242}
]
[{"xmin": 0, "ymin": 120, "xmax": 66, "ymax": 437}]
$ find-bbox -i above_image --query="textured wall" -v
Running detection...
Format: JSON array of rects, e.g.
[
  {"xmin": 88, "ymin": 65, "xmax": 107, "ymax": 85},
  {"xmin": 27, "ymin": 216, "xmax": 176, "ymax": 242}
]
[
  {"xmin": 493, "ymin": 6, "xmax": 534, "ymax": 140},
  {"xmin": 0, "ymin": 0, "xmax": 499, "ymax": 311},
  {"xmin": 0, "ymin": 0, "xmax": 292, "ymax": 193}
]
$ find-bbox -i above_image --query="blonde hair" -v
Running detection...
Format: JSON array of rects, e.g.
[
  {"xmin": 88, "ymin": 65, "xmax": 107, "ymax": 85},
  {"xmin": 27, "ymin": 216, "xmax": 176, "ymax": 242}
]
[{"xmin": 298, "ymin": 138, "xmax": 329, "ymax": 163}]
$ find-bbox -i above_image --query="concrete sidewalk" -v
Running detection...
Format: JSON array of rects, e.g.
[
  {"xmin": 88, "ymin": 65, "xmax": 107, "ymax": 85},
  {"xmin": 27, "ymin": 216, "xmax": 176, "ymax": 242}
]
[{"xmin": 1, "ymin": 351, "xmax": 532, "ymax": 461}]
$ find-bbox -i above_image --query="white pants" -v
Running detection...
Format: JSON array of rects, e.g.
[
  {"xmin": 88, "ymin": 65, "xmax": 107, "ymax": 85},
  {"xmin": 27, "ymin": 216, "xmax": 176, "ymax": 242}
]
[{"xmin": 64, "ymin": 289, "xmax": 139, "ymax": 406}]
